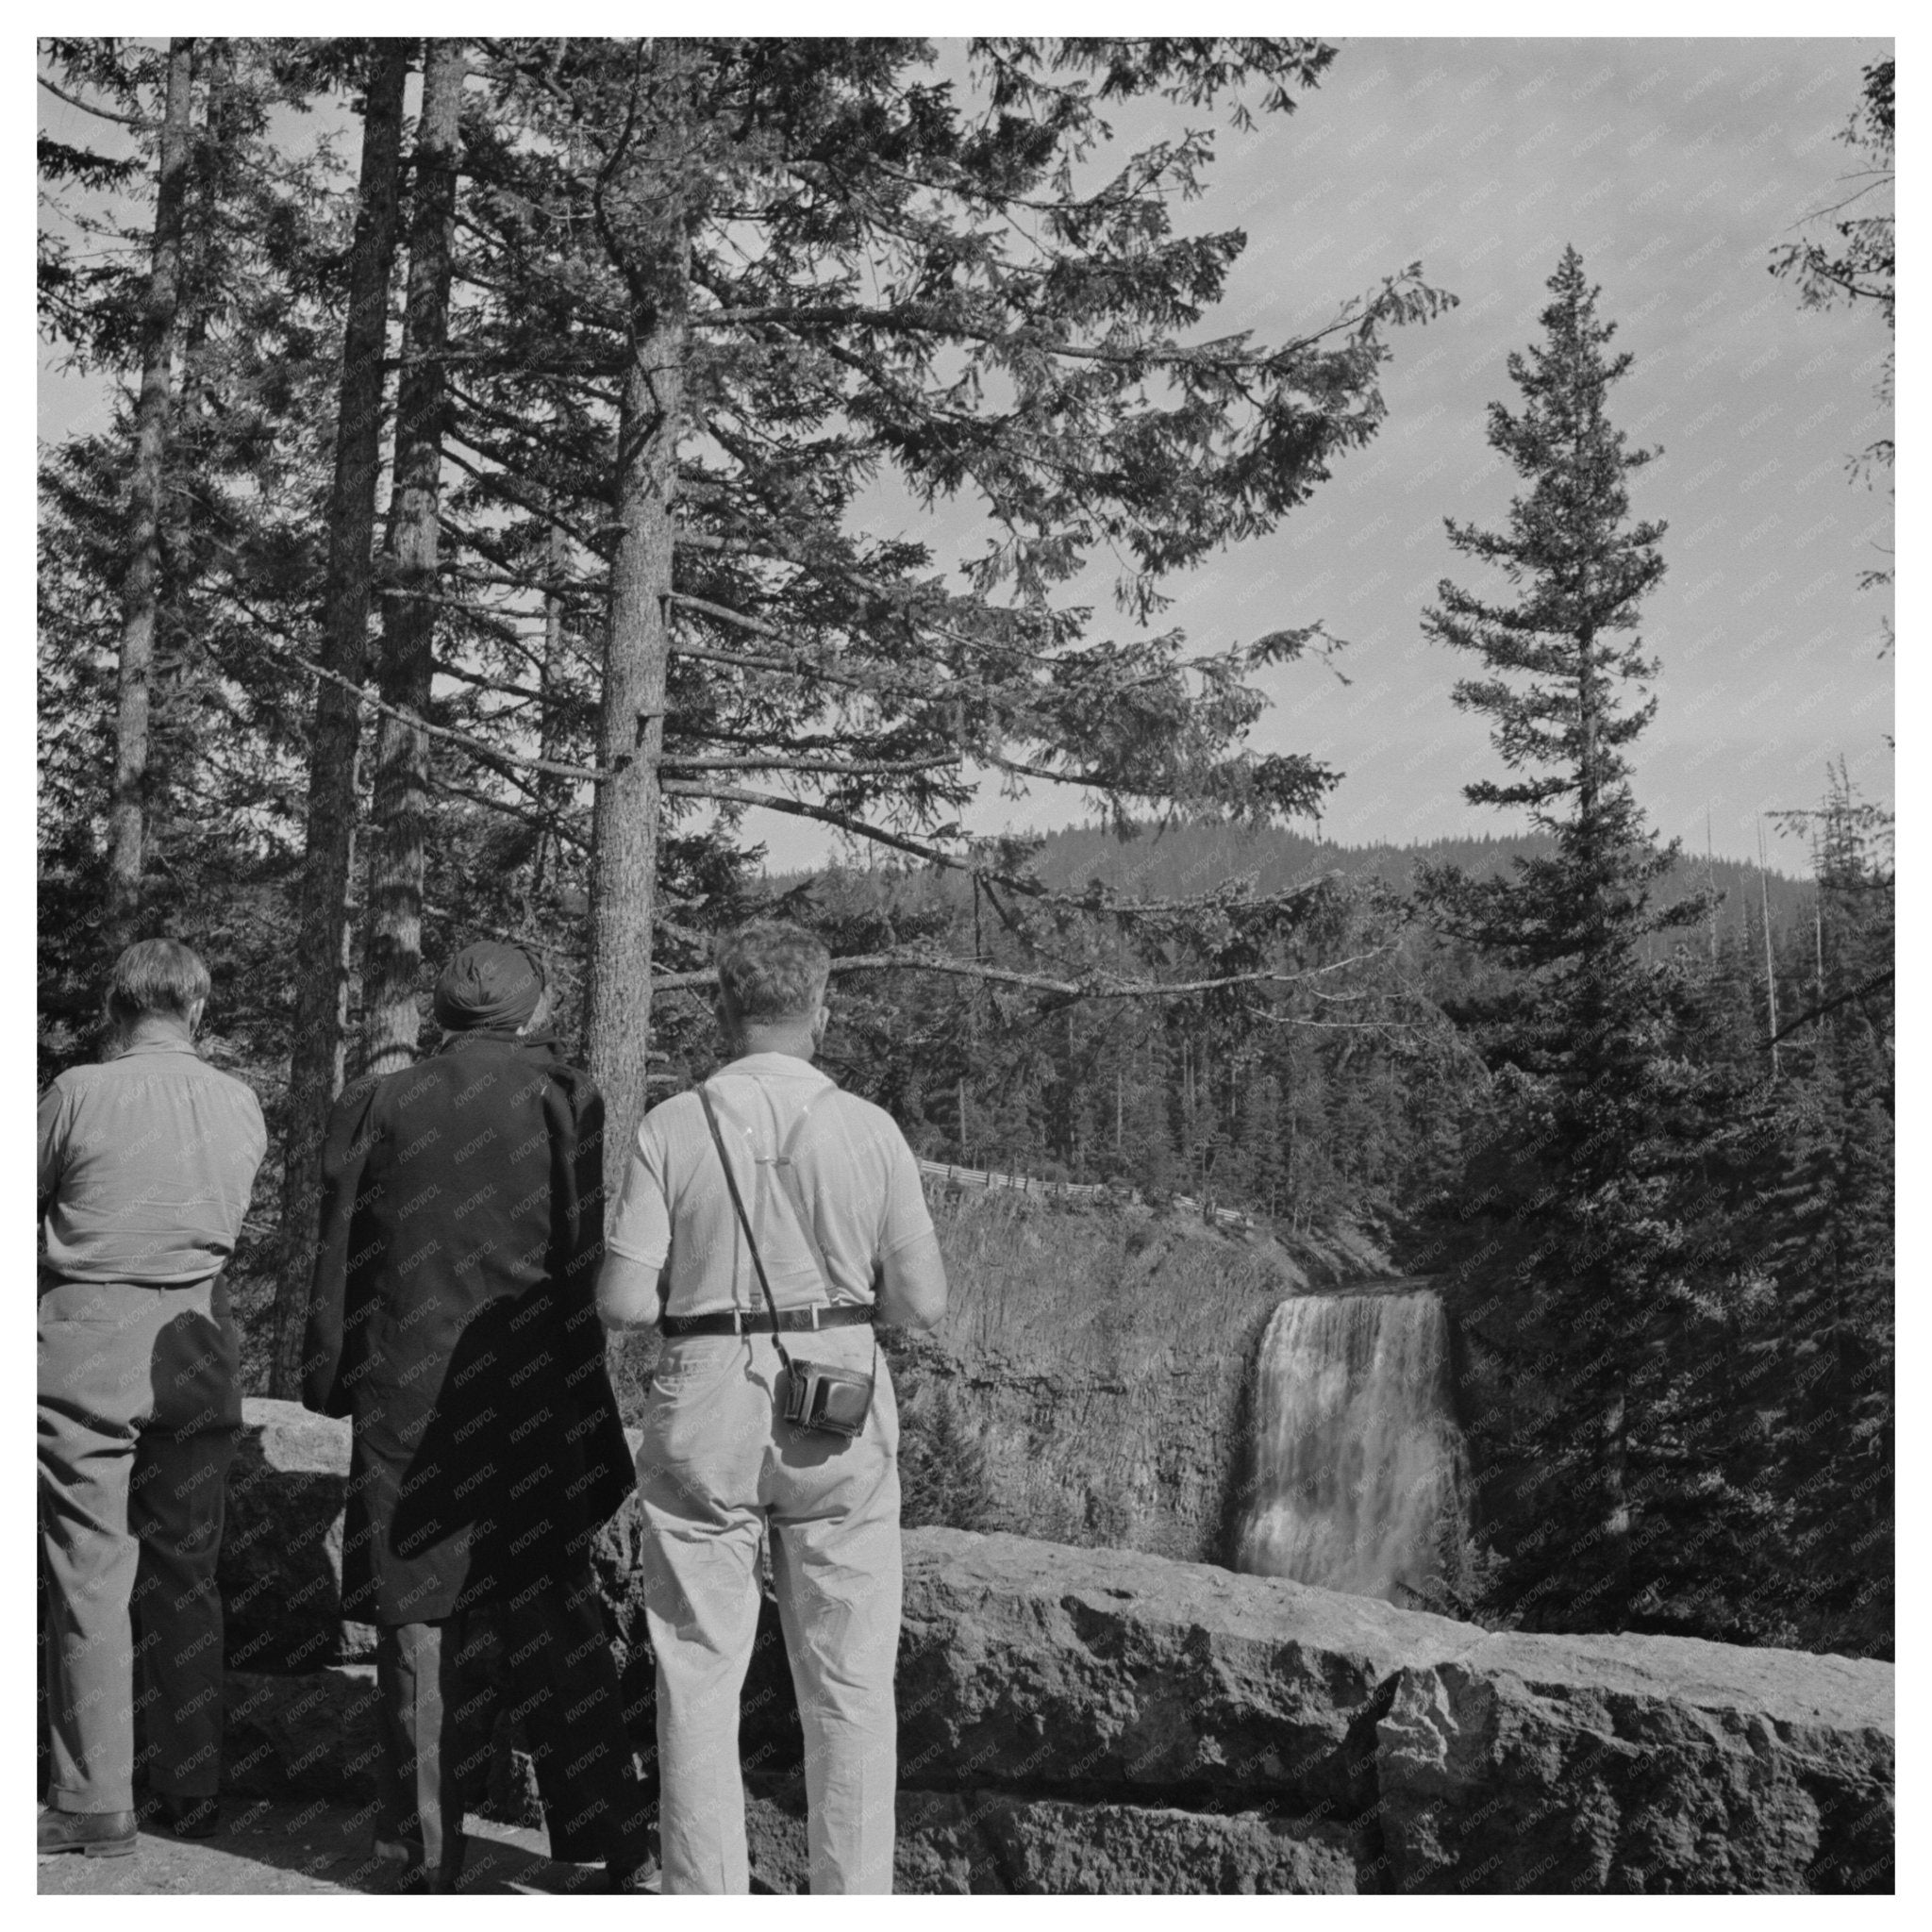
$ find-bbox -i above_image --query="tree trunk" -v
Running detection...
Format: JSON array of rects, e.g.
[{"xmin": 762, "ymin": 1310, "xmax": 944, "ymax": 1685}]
[
  {"xmin": 149, "ymin": 42, "xmax": 233, "ymax": 880},
  {"xmin": 270, "ymin": 40, "xmax": 409, "ymax": 1398},
  {"xmin": 106, "ymin": 36, "xmax": 194, "ymax": 951},
  {"xmin": 360, "ymin": 38, "xmax": 464, "ymax": 1081},
  {"xmin": 530, "ymin": 509, "xmax": 571, "ymax": 902},
  {"xmin": 1599, "ymin": 1371, "xmax": 1632, "ymax": 1627},
  {"xmin": 586, "ymin": 242, "xmax": 687, "ymax": 1207},
  {"xmin": 1758, "ymin": 831, "xmax": 1781, "ymax": 1081}
]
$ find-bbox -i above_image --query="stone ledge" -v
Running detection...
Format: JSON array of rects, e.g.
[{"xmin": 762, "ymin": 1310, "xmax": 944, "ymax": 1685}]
[
  {"xmin": 207, "ymin": 1410, "xmax": 1895, "ymax": 1892},
  {"xmin": 899, "ymin": 1527, "xmax": 1894, "ymax": 1893}
]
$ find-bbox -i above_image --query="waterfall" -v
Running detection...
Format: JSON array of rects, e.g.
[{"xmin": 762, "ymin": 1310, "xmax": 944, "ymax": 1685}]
[{"xmin": 1235, "ymin": 1291, "xmax": 1466, "ymax": 1605}]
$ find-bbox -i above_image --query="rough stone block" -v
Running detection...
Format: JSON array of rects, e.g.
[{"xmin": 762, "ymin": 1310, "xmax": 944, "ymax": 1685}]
[
  {"xmin": 897, "ymin": 1525, "xmax": 1469, "ymax": 1811},
  {"xmin": 982, "ymin": 1794, "xmax": 1363, "ymax": 1893},
  {"xmin": 741, "ymin": 1779, "xmax": 1361, "ymax": 1894},
  {"xmin": 1374, "ymin": 1635, "xmax": 1896, "ymax": 1893},
  {"xmin": 222, "ymin": 1400, "xmax": 372, "ymax": 1673},
  {"xmin": 224, "ymin": 1666, "xmax": 382, "ymax": 1801}
]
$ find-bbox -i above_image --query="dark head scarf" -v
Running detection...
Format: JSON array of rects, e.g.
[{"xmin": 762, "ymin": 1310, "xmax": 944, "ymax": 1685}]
[{"xmin": 433, "ymin": 941, "xmax": 544, "ymax": 1033}]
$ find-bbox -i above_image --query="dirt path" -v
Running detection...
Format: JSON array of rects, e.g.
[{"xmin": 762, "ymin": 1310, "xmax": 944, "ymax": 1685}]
[{"xmin": 38, "ymin": 1798, "xmax": 654, "ymax": 1896}]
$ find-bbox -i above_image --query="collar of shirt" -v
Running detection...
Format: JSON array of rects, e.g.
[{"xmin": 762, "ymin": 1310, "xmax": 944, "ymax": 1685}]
[
  {"xmin": 110, "ymin": 1033, "xmax": 200, "ymax": 1059},
  {"xmin": 715, "ymin": 1051, "xmax": 832, "ymax": 1086}
]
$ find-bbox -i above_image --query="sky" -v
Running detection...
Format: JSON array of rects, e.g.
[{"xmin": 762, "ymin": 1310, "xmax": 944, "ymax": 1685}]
[
  {"xmin": 828, "ymin": 35, "xmax": 1895, "ymax": 877},
  {"xmin": 34, "ymin": 33, "xmax": 1895, "ymax": 878}
]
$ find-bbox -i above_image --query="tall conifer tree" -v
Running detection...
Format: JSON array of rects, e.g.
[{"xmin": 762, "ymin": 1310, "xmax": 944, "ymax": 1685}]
[{"xmin": 1415, "ymin": 247, "xmax": 1721, "ymax": 1633}]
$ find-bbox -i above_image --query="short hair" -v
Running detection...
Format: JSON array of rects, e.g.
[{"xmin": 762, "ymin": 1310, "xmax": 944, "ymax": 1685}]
[
  {"xmin": 715, "ymin": 920, "xmax": 830, "ymax": 1023},
  {"xmin": 106, "ymin": 938, "xmax": 210, "ymax": 1027}
]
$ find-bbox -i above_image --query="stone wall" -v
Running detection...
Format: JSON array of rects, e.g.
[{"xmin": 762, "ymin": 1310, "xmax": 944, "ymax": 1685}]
[{"xmin": 206, "ymin": 1401, "xmax": 1893, "ymax": 1893}]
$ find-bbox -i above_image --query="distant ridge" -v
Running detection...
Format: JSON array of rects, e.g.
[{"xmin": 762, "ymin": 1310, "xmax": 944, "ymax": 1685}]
[{"xmin": 1025, "ymin": 818, "xmax": 1818, "ymax": 939}]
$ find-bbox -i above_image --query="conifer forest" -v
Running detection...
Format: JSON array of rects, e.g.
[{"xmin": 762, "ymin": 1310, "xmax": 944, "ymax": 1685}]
[{"xmin": 39, "ymin": 41, "xmax": 1892, "ymax": 1662}]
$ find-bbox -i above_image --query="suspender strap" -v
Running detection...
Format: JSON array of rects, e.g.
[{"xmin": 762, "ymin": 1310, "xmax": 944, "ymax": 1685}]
[
  {"xmin": 697, "ymin": 1083, "xmax": 795, "ymax": 1380},
  {"xmin": 770, "ymin": 1104, "xmax": 840, "ymax": 1291},
  {"xmin": 694, "ymin": 1080, "xmax": 878, "ymax": 1384}
]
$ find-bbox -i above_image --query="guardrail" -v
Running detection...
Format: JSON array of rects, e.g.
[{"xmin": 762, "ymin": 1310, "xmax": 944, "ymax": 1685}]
[{"xmin": 916, "ymin": 1158, "xmax": 1256, "ymax": 1231}]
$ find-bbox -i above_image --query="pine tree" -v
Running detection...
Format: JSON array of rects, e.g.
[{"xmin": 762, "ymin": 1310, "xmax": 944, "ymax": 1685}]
[
  {"xmin": 39, "ymin": 37, "xmax": 365, "ymax": 1019},
  {"xmin": 274, "ymin": 41, "xmax": 410, "ymax": 1396},
  {"xmin": 361, "ymin": 38, "xmax": 465, "ymax": 1078},
  {"xmin": 1414, "ymin": 247, "xmax": 1731, "ymax": 1634},
  {"xmin": 1750, "ymin": 768, "xmax": 1894, "ymax": 1654},
  {"xmin": 105, "ymin": 37, "xmax": 194, "ymax": 949},
  {"xmin": 398, "ymin": 37, "xmax": 1455, "ymax": 1194}
]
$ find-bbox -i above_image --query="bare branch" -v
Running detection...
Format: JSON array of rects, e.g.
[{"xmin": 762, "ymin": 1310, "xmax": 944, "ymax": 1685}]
[
  {"xmin": 655, "ymin": 942, "xmax": 1397, "ymax": 1003},
  {"xmin": 659, "ymin": 751, "xmax": 959, "ymax": 777},
  {"xmin": 661, "ymin": 781, "xmax": 978, "ymax": 874}
]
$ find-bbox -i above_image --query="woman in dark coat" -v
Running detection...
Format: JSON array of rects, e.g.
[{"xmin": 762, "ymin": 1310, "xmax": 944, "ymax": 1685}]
[{"xmin": 303, "ymin": 941, "xmax": 648, "ymax": 1891}]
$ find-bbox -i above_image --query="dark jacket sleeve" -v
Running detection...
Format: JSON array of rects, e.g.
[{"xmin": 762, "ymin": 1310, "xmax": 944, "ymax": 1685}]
[
  {"xmin": 548, "ymin": 1071, "xmax": 633, "ymax": 1528},
  {"xmin": 548, "ymin": 1073, "xmax": 609, "ymax": 1386},
  {"xmin": 302, "ymin": 1081, "xmax": 382, "ymax": 1417}
]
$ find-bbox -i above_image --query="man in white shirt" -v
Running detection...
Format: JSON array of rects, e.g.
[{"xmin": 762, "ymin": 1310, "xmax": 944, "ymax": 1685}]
[{"xmin": 598, "ymin": 921, "xmax": 947, "ymax": 1894}]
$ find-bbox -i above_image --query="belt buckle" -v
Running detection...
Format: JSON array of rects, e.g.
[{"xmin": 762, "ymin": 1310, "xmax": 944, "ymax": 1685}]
[{"xmin": 808, "ymin": 1307, "xmax": 820, "ymax": 1330}]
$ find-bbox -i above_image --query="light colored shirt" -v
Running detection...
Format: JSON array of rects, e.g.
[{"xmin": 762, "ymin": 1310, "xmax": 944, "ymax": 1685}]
[
  {"xmin": 38, "ymin": 1034, "xmax": 267, "ymax": 1286},
  {"xmin": 603, "ymin": 1053, "xmax": 937, "ymax": 1324}
]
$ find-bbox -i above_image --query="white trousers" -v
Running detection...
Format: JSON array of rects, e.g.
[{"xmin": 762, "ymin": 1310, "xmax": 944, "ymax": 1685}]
[{"xmin": 637, "ymin": 1325, "xmax": 900, "ymax": 1894}]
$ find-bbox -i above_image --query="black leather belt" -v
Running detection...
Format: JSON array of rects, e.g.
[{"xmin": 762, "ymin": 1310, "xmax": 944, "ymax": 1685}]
[{"xmin": 660, "ymin": 1305, "xmax": 876, "ymax": 1339}]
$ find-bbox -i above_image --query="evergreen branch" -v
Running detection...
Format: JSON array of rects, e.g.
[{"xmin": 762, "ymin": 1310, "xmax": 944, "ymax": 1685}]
[
  {"xmin": 669, "ymin": 595, "xmax": 970, "ymax": 704},
  {"xmin": 692, "ymin": 292, "xmax": 1417, "ymax": 369},
  {"xmin": 693, "ymin": 298, "xmax": 1248, "ymax": 369},
  {"xmin": 989, "ymin": 751, "xmax": 1177, "ymax": 796},
  {"xmin": 432, "ymin": 661, "xmax": 557, "ymax": 706},
  {"xmin": 441, "ymin": 440, "xmax": 615, "ymax": 554},
  {"xmin": 1763, "ymin": 969, "xmax": 1894, "ymax": 1049},
  {"xmin": 253, "ymin": 627, "xmax": 616, "ymax": 784},
  {"xmin": 38, "ymin": 75, "xmax": 149, "ymax": 130},
  {"xmin": 431, "ymin": 775, "xmax": 589, "ymax": 849},
  {"xmin": 454, "ymin": 565, "xmax": 598, "ymax": 598},
  {"xmin": 677, "ymin": 534, "xmax": 1063, "ymax": 672},
  {"xmin": 388, "ymin": 347, "xmax": 622, "ymax": 383}
]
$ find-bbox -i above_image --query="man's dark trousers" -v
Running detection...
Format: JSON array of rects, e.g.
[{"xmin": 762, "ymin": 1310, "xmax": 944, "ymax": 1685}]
[
  {"xmin": 38, "ymin": 1276, "xmax": 242, "ymax": 1815},
  {"xmin": 375, "ymin": 1566, "xmax": 652, "ymax": 1887}
]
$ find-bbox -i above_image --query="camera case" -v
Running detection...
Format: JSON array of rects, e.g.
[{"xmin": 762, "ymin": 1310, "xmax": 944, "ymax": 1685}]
[{"xmin": 782, "ymin": 1357, "xmax": 875, "ymax": 1438}]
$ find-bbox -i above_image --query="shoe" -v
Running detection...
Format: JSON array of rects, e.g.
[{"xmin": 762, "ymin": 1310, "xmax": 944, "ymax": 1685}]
[
  {"xmin": 154, "ymin": 1792, "xmax": 221, "ymax": 1840},
  {"xmin": 373, "ymin": 1833, "xmax": 468, "ymax": 1894},
  {"xmin": 37, "ymin": 1805, "xmax": 138, "ymax": 1858},
  {"xmin": 606, "ymin": 1858, "xmax": 660, "ymax": 1893}
]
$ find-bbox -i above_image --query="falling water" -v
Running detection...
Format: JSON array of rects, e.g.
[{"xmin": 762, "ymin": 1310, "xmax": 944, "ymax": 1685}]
[{"xmin": 1235, "ymin": 1291, "xmax": 1466, "ymax": 1605}]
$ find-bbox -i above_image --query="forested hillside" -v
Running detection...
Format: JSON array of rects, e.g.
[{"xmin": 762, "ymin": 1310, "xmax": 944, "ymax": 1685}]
[{"xmin": 1028, "ymin": 818, "xmax": 1818, "ymax": 955}]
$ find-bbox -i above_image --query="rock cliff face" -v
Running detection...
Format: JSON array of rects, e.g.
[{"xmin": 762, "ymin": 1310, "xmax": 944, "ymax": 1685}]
[
  {"xmin": 214, "ymin": 1404, "xmax": 1893, "ymax": 1893},
  {"xmin": 890, "ymin": 1191, "xmax": 1314, "ymax": 1563}
]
